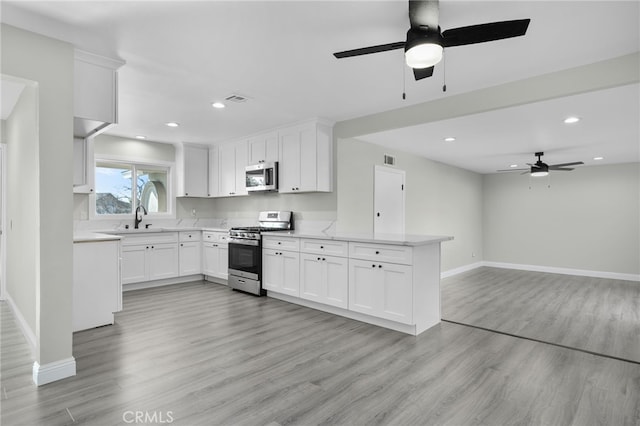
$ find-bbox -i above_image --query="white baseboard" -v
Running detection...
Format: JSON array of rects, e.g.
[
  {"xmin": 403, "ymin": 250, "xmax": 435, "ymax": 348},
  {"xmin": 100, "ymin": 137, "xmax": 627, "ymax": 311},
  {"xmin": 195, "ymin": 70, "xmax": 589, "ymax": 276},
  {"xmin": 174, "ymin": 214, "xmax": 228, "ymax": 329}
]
[
  {"xmin": 483, "ymin": 261, "xmax": 640, "ymax": 282},
  {"xmin": 441, "ymin": 262, "xmax": 484, "ymax": 279},
  {"xmin": 4, "ymin": 293, "xmax": 36, "ymax": 357},
  {"xmin": 123, "ymin": 274, "xmax": 204, "ymax": 292},
  {"xmin": 441, "ymin": 260, "xmax": 639, "ymax": 282},
  {"xmin": 32, "ymin": 357, "xmax": 76, "ymax": 386}
]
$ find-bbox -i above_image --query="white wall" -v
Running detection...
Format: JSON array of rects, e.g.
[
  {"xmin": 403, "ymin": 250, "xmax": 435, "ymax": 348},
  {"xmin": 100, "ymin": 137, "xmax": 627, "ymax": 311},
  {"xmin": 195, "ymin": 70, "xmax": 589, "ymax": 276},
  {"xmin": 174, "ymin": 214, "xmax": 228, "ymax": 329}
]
[
  {"xmin": 2, "ymin": 24, "xmax": 75, "ymax": 367},
  {"xmin": 483, "ymin": 163, "xmax": 640, "ymax": 276},
  {"xmin": 5, "ymin": 82, "xmax": 39, "ymax": 341},
  {"xmin": 336, "ymin": 137, "xmax": 484, "ymax": 273}
]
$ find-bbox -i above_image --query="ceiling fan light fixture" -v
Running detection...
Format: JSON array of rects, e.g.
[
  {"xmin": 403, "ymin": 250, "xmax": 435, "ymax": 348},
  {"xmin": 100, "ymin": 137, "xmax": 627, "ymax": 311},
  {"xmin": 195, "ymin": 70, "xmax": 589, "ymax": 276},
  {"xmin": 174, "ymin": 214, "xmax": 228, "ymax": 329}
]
[
  {"xmin": 405, "ymin": 42, "xmax": 443, "ymax": 69},
  {"xmin": 531, "ymin": 170, "xmax": 549, "ymax": 177}
]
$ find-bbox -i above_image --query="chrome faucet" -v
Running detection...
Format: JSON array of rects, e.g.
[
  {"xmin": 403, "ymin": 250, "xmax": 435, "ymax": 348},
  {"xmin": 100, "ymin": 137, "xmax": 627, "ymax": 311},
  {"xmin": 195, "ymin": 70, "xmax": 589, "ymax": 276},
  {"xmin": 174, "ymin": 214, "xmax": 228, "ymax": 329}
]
[{"xmin": 134, "ymin": 205, "xmax": 147, "ymax": 229}]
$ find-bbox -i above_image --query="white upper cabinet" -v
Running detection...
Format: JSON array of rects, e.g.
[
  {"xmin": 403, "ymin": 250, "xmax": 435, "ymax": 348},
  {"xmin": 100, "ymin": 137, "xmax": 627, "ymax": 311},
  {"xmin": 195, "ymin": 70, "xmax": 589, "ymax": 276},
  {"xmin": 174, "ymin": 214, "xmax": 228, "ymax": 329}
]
[
  {"xmin": 248, "ymin": 131, "xmax": 279, "ymax": 164},
  {"xmin": 176, "ymin": 144, "xmax": 209, "ymax": 197},
  {"xmin": 74, "ymin": 50, "xmax": 124, "ymax": 138},
  {"xmin": 278, "ymin": 120, "xmax": 332, "ymax": 194},
  {"xmin": 214, "ymin": 140, "xmax": 248, "ymax": 197},
  {"xmin": 208, "ymin": 145, "xmax": 220, "ymax": 198},
  {"xmin": 73, "ymin": 136, "xmax": 95, "ymax": 194}
]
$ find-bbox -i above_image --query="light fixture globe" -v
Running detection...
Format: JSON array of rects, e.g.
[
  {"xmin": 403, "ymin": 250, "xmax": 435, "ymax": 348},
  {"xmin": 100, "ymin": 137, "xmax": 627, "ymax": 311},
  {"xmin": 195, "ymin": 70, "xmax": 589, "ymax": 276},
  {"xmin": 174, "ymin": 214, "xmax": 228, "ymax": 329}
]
[{"xmin": 404, "ymin": 29, "xmax": 443, "ymax": 69}]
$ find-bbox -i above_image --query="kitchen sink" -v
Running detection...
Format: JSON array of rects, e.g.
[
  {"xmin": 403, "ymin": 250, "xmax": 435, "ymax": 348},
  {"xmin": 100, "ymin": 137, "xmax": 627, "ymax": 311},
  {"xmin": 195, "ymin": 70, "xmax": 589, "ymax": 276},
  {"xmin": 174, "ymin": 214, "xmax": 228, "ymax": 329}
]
[{"xmin": 101, "ymin": 228, "xmax": 164, "ymax": 234}]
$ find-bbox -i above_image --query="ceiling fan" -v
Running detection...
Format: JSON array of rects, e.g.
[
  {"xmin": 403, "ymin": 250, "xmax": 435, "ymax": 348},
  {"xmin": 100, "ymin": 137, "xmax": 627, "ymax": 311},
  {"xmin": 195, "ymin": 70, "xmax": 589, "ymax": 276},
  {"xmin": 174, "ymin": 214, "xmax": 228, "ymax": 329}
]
[
  {"xmin": 333, "ymin": 0, "xmax": 531, "ymax": 81},
  {"xmin": 498, "ymin": 152, "xmax": 584, "ymax": 177}
]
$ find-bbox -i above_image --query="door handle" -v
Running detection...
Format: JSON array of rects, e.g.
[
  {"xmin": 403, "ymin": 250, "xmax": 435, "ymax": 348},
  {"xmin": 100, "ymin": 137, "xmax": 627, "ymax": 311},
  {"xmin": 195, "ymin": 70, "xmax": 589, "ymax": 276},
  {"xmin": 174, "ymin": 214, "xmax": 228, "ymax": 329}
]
[{"xmin": 376, "ymin": 212, "xmax": 380, "ymax": 217}]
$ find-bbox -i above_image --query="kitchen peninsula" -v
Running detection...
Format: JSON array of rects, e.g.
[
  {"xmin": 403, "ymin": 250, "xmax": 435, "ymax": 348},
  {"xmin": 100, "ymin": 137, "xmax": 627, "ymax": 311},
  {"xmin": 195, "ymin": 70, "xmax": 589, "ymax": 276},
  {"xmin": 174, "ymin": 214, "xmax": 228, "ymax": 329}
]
[{"xmin": 262, "ymin": 230, "xmax": 453, "ymax": 335}]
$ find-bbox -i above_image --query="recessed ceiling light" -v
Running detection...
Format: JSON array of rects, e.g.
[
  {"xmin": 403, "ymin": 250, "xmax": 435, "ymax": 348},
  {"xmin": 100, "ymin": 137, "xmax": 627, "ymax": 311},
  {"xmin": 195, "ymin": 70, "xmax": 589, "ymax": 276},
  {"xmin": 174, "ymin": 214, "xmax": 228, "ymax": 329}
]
[
  {"xmin": 165, "ymin": 122, "xmax": 179, "ymax": 127},
  {"xmin": 212, "ymin": 102, "xmax": 226, "ymax": 109},
  {"xmin": 135, "ymin": 135, "xmax": 146, "ymax": 140},
  {"xmin": 509, "ymin": 164, "xmax": 518, "ymax": 168},
  {"xmin": 444, "ymin": 137, "xmax": 456, "ymax": 142},
  {"xmin": 593, "ymin": 156, "xmax": 604, "ymax": 161},
  {"xmin": 564, "ymin": 116, "xmax": 580, "ymax": 124}
]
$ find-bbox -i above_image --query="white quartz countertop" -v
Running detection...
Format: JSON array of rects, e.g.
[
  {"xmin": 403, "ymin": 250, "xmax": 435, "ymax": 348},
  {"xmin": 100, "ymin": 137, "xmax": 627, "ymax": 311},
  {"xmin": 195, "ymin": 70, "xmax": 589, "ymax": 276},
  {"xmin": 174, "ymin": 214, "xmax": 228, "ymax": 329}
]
[
  {"xmin": 264, "ymin": 230, "xmax": 453, "ymax": 246},
  {"xmin": 92, "ymin": 227, "xmax": 230, "ymax": 235},
  {"xmin": 74, "ymin": 232, "xmax": 123, "ymax": 243}
]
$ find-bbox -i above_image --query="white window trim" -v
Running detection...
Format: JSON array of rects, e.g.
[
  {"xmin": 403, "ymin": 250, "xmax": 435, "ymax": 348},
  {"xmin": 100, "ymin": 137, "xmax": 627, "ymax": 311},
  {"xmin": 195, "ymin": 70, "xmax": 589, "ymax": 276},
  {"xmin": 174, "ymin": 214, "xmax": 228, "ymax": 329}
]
[{"xmin": 90, "ymin": 155, "xmax": 176, "ymax": 221}]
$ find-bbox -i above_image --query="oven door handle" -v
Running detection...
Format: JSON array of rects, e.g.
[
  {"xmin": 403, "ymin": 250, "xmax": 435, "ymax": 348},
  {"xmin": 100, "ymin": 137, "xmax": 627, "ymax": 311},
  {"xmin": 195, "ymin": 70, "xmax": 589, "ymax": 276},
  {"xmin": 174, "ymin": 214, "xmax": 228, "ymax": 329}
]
[{"xmin": 228, "ymin": 238, "xmax": 260, "ymax": 247}]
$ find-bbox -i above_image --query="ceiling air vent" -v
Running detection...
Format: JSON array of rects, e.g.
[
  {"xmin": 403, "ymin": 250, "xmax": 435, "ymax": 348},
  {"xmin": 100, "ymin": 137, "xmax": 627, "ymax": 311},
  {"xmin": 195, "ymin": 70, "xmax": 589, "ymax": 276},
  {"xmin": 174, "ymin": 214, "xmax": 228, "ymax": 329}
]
[
  {"xmin": 384, "ymin": 154, "xmax": 396, "ymax": 166},
  {"xmin": 224, "ymin": 94, "xmax": 249, "ymax": 103}
]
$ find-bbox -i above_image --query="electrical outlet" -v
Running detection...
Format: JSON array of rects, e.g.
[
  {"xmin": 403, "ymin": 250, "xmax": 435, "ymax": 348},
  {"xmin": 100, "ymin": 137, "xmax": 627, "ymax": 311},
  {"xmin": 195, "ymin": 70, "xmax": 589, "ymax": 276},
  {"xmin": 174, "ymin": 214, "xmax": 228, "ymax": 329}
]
[
  {"xmin": 472, "ymin": 252, "xmax": 476, "ymax": 258},
  {"xmin": 191, "ymin": 208, "xmax": 197, "ymax": 217}
]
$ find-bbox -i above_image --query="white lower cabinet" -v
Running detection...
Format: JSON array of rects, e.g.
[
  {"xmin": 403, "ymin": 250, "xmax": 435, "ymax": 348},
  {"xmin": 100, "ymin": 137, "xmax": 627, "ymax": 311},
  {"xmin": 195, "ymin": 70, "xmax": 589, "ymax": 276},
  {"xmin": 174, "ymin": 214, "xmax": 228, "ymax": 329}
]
[
  {"xmin": 348, "ymin": 258, "xmax": 413, "ymax": 324},
  {"xmin": 263, "ymin": 248, "xmax": 300, "ymax": 296},
  {"xmin": 203, "ymin": 242, "xmax": 228, "ymax": 280},
  {"xmin": 73, "ymin": 239, "xmax": 121, "ymax": 331},
  {"xmin": 179, "ymin": 241, "xmax": 201, "ymax": 276},
  {"xmin": 179, "ymin": 231, "xmax": 202, "ymax": 276},
  {"xmin": 202, "ymin": 231, "xmax": 229, "ymax": 280},
  {"xmin": 300, "ymin": 253, "xmax": 348, "ymax": 309},
  {"xmin": 121, "ymin": 233, "xmax": 180, "ymax": 284}
]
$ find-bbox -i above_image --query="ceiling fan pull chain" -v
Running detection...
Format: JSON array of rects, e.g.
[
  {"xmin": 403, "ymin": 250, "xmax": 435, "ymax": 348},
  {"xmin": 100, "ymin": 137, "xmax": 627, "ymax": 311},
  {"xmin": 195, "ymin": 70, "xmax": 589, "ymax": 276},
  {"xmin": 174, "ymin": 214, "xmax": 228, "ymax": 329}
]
[
  {"xmin": 442, "ymin": 52, "xmax": 447, "ymax": 92},
  {"xmin": 402, "ymin": 55, "xmax": 407, "ymax": 100}
]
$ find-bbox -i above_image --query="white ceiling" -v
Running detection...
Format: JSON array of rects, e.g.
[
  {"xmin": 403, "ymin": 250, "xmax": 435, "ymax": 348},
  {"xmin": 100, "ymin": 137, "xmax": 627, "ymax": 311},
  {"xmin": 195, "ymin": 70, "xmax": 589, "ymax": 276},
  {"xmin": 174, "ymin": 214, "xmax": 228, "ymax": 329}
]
[{"xmin": 2, "ymin": 1, "xmax": 639, "ymax": 174}]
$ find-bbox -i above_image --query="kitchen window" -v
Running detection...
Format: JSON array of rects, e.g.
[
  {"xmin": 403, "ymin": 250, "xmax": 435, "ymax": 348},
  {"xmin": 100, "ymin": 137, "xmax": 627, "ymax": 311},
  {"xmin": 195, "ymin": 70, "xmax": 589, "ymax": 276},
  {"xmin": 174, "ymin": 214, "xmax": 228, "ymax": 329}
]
[{"xmin": 94, "ymin": 160, "xmax": 172, "ymax": 217}]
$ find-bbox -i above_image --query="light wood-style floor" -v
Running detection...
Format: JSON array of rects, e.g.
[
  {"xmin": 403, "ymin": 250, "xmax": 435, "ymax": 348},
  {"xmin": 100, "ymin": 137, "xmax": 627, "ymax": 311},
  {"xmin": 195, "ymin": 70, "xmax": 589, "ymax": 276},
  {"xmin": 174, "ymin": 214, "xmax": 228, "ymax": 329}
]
[
  {"xmin": 2, "ymin": 281, "xmax": 640, "ymax": 425},
  {"xmin": 442, "ymin": 267, "xmax": 640, "ymax": 363}
]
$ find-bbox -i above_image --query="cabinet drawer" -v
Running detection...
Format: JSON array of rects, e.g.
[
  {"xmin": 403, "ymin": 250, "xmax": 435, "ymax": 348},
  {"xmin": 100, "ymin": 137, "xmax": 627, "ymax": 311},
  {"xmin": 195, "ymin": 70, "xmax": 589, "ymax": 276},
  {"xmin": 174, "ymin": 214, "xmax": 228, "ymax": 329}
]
[
  {"xmin": 262, "ymin": 236, "xmax": 300, "ymax": 251},
  {"xmin": 300, "ymin": 238, "xmax": 348, "ymax": 257},
  {"xmin": 179, "ymin": 231, "xmax": 202, "ymax": 242},
  {"xmin": 348, "ymin": 242, "xmax": 413, "ymax": 265},
  {"xmin": 203, "ymin": 231, "xmax": 229, "ymax": 245},
  {"xmin": 121, "ymin": 232, "xmax": 178, "ymax": 246}
]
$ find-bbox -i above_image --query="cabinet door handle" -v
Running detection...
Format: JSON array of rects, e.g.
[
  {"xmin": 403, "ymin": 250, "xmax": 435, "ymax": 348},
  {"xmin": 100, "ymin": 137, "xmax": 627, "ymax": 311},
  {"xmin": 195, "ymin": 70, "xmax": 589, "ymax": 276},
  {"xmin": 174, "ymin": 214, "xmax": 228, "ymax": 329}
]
[
  {"xmin": 180, "ymin": 243, "xmax": 183, "ymax": 246},
  {"xmin": 375, "ymin": 251, "xmax": 380, "ymax": 254},
  {"xmin": 317, "ymin": 257, "xmax": 321, "ymax": 261},
  {"xmin": 320, "ymin": 246, "xmax": 324, "ymax": 249},
  {"xmin": 146, "ymin": 246, "xmax": 149, "ymax": 249},
  {"xmin": 322, "ymin": 258, "xmax": 326, "ymax": 261},
  {"xmin": 277, "ymin": 242, "xmax": 281, "ymax": 245},
  {"xmin": 378, "ymin": 265, "xmax": 382, "ymax": 268},
  {"xmin": 185, "ymin": 193, "xmax": 189, "ymax": 196},
  {"xmin": 372, "ymin": 264, "xmax": 376, "ymax": 268}
]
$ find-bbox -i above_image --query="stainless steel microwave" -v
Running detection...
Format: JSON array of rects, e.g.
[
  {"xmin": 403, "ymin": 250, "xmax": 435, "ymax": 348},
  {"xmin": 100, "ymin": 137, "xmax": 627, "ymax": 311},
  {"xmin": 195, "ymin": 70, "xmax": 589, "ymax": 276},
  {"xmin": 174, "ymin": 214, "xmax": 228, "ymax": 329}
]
[{"xmin": 245, "ymin": 161, "xmax": 278, "ymax": 192}]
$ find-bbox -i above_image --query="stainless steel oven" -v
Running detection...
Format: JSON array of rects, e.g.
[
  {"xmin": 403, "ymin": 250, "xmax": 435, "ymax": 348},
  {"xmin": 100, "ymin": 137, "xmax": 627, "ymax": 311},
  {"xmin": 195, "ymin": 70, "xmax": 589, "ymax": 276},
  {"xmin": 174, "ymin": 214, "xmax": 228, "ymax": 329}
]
[
  {"xmin": 228, "ymin": 237, "xmax": 262, "ymax": 294},
  {"xmin": 227, "ymin": 211, "xmax": 292, "ymax": 296}
]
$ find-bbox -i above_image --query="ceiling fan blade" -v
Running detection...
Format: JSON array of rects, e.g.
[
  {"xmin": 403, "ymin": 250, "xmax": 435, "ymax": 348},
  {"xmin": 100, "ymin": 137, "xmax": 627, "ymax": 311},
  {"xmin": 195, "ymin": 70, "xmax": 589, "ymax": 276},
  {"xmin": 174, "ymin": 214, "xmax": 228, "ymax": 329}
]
[
  {"xmin": 497, "ymin": 168, "xmax": 528, "ymax": 172},
  {"xmin": 550, "ymin": 168, "xmax": 574, "ymax": 171},
  {"xmin": 413, "ymin": 66, "xmax": 434, "ymax": 80},
  {"xmin": 333, "ymin": 41, "xmax": 405, "ymax": 59},
  {"xmin": 441, "ymin": 19, "xmax": 531, "ymax": 48},
  {"xmin": 549, "ymin": 161, "xmax": 584, "ymax": 168},
  {"xmin": 409, "ymin": 0, "xmax": 439, "ymax": 29}
]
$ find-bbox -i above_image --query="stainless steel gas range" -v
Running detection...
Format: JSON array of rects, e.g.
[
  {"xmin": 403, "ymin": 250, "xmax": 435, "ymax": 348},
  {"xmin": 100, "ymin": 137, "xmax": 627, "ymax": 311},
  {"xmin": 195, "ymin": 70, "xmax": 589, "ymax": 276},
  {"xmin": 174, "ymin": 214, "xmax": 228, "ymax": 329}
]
[{"xmin": 227, "ymin": 211, "xmax": 293, "ymax": 296}]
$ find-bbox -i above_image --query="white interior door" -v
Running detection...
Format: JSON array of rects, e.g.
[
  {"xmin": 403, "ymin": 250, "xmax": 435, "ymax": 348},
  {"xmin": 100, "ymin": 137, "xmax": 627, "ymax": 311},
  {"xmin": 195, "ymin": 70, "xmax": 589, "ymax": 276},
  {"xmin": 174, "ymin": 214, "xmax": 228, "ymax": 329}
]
[{"xmin": 374, "ymin": 165, "xmax": 405, "ymax": 234}]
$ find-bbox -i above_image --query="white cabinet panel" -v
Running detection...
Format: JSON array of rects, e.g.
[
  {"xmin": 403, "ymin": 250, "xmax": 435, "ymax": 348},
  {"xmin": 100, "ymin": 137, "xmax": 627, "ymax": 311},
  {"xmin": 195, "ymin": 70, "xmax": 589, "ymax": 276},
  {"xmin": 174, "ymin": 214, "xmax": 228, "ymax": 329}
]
[
  {"xmin": 203, "ymin": 241, "xmax": 228, "ymax": 280},
  {"xmin": 121, "ymin": 237, "xmax": 179, "ymax": 284},
  {"xmin": 179, "ymin": 241, "xmax": 201, "ymax": 276},
  {"xmin": 208, "ymin": 145, "xmax": 220, "ymax": 197},
  {"xmin": 122, "ymin": 245, "xmax": 148, "ymax": 284},
  {"xmin": 148, "ymin": 243, "xmax": 180, "ymax": 280},
  {"xmin": 176, "ymin": 144, "xmax": 208, "ymax": 197},
  {"xmin": 300, "ymin": 253, "xmax": 348, "ymax": 309},
  {"xmin": 348, "ymin": 259, "xmax": 413, "ymax": 324},
  {"xmin": 248, "ymin": 131, "xmax": 279, "ymax": 164},
  {"xmin": 263, "ymin": 248, "xmax": 299, "ymax": 297},
  {"xmin": 216, "ymin": 141, "xmax": 248, "ymax": 197},
  {"xmin": 73, "ymin": 240, "xmax": 121, "ymax": 331},
  {"xmin": 278, "ymin": 120, "xmax": 332, "ymax": 194},
  {"xmin": 73, "ymin": 136, "xmax": 95, "ymax": 193},
  {"xmin": 262, "ymin": 236, "xmax": 300, "ymax": 251}
]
